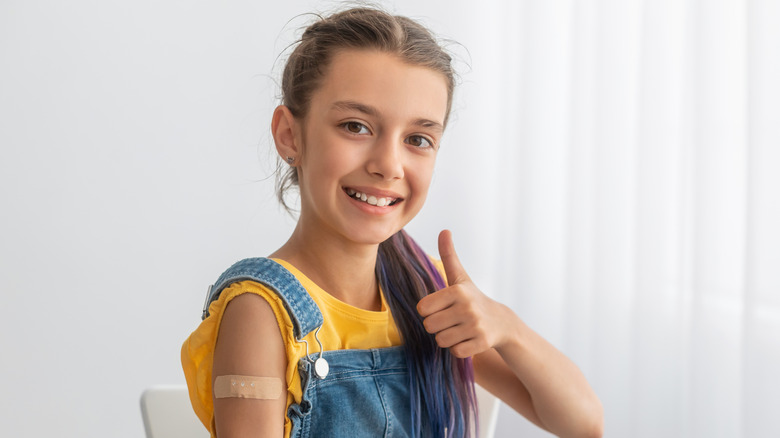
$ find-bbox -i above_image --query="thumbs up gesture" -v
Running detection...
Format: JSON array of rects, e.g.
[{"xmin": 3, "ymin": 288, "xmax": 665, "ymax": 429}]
[{"xmin": 416, "ymin": 230, "xmax": 512, "ymax": 358}]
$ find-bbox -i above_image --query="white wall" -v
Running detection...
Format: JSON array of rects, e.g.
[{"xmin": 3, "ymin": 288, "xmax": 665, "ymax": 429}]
[{"xmin": 0, "ymin": 1, "xmax": 516, "ymax": 436}]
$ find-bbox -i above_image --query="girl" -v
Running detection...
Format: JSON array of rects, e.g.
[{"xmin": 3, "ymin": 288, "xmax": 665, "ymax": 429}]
[{"xmin": 182, "ymin": 7, "xmax": 603, "ymax": 438}]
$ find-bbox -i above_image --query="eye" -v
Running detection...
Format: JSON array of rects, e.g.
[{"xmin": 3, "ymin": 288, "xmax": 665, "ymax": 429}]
[
  {"xmin": 406, "ymin": 135, "xmax": 435, "ymax": 149},
  {"xmin": 341, "ymin": 121, "xmax": 370, "ymax": 135}
]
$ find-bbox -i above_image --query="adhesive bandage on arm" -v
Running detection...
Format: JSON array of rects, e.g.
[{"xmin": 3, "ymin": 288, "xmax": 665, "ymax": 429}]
[{"xmin": 213, "ymin": 375, "xmax": 283, "ymax": 400}]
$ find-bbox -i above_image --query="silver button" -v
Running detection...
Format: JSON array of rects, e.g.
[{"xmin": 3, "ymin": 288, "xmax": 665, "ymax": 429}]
[{"xmin": 314, "ymin": 357, "xmax": 329, "ymax": 379}]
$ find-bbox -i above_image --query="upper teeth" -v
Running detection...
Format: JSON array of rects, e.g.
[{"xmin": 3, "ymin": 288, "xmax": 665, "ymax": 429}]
[{"xmin": 346, "ymin": 188, "xmax": 395, "ymax": 207}]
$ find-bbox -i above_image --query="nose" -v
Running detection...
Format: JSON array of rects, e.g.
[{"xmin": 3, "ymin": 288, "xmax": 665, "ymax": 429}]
[{"xmin": 366, "ymin": 135, "xmax": 404, "ymax": 181}]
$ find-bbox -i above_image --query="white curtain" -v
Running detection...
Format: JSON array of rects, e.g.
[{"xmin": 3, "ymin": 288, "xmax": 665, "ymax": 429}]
[{"xmin": 459, "ymin": 0, "xmax": 780, "ymax": 436}]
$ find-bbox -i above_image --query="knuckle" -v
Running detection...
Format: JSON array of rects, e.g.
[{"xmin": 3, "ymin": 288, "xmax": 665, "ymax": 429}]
[{"xmin": 451, "ymin": 345, "xmax": 468, "ymax": 358}]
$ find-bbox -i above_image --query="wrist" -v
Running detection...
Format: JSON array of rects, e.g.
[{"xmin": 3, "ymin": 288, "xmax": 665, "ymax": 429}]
[{"xmin": 493, "ymin": 304, "xmax": 527, "ymax": 352}]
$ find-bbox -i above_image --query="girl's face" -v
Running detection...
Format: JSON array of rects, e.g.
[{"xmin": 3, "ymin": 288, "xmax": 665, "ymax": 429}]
[{"xmin": 294, "ymin": 49, "xmax": 449, "ymax": 247}]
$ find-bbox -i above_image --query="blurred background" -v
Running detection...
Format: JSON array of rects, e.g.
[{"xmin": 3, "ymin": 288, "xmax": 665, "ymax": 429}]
[{"xmin": 1, "ymin": 0, "xmax": 778, "ymax": 436}]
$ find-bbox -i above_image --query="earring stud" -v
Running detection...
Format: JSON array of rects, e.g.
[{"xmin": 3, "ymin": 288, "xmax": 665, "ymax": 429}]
[{"xmin": 286, "ymin": 156, "xmax": 294, "ymax": 164}]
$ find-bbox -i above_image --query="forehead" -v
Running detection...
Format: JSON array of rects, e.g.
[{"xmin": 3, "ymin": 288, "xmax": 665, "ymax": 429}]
[{"xmin": 309, "ymin": 49, "xmax": 449, "ymax": 125}]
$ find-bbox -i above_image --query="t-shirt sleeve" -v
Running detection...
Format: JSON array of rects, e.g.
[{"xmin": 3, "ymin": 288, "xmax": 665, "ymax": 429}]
[{"xmin": 181, "ymin": 280, "xmax": 298, "ymax": 434}]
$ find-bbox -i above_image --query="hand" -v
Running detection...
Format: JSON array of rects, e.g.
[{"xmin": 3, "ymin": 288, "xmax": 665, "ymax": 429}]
[{"xmin": 416, "ymin": 230, "xmax": 512, "ymax": 358}]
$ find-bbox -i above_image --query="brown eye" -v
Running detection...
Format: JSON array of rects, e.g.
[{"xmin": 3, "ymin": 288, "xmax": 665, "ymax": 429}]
[
  {"xmin": 344, "ymin": 122, "xmax": 369, "ymax": 134},
  {"xmin": 406, "ymin": 135, "xmax": 433, "ymax": 149}
]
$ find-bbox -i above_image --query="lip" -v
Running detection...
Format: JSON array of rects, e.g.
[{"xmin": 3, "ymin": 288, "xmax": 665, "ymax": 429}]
[
  {"xmin": 342, "ymin": 185, "xmax": 404, "ymax": 214},
  {"xmin": 343, "ymin": 185, "xmax": 404, "ymax": 201}
]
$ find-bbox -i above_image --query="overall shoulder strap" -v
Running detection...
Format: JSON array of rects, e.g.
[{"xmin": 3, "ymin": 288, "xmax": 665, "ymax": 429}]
[{"xmin": 201, "ymin": 257, "xmax": 323, "ymax": 341}]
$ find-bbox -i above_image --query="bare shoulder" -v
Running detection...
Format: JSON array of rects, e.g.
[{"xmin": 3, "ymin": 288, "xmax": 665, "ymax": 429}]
[
  {"xmin": 213, "ymin": 291, "xmax": 287, "ymax": 437},
  {"xmin": 214, "ymin": 291, "xmax": 286, "ymax": 374}
]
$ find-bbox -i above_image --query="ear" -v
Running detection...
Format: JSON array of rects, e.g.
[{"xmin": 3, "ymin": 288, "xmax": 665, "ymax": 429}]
[{"xmin": 271, "ymin": 105, "xmax": 302, "ymax": 164}]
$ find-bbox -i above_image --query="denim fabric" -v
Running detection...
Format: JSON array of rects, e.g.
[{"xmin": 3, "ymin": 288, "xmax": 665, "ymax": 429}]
[
  {"xmin": 290, "ymin": 347, "xmax": 412, "ymax": 438},
  {"xmin": 205, "ymin": 258, "xmax": 413, "ymax": 437},
  {"xmin": 203, "ymin": 257, "xmax": 323, "ymax": 339}
]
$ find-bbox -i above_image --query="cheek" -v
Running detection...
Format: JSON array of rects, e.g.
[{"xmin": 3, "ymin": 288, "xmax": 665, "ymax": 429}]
[
  {"xmin": 300, "ymin": 140, "xmax": 344, "ymax": 183},
  {"xmin": 306, "ymin": 132, "xmax": 361, "ymax": 170},
  {"xmin": 409, "ymin": 159, "xmax": 436, "ymax": 200}
]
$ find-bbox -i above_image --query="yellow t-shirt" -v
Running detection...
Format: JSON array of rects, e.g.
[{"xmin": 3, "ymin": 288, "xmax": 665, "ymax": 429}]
[{"xmin": 181, "ymin": 259, "xmax": 402, "ymax": 437}]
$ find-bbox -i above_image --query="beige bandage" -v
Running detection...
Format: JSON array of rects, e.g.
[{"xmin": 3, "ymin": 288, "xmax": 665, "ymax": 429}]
[{"xmin": 214, "ymin": 375, "xmax": 283, "ymax": 400}]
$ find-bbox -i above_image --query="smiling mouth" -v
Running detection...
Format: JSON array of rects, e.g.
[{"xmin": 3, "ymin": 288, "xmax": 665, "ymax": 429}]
[{"xmin": 345, "ymin": 188, "xmax": 401, "ymax": 207}]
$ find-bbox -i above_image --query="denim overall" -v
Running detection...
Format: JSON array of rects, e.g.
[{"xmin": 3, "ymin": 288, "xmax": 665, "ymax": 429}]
[{"xmin": 203, "ymin": 258, "xmax": 413, "ymax": 438}]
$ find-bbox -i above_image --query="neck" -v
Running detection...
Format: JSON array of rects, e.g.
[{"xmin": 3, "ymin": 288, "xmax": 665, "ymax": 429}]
[{"xmin": 270, "ymin": 222, "xmax": 383, "ymax": 311}]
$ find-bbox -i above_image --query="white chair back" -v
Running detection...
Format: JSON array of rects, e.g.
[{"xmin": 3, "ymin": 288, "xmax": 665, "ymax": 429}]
[
  {"xmin": 140, "ymin": 385, "xmax": 209, "ymax": 438},
  {"xmin": 475, "ymin": 383, "xmax": 501, "ymax": 438}
]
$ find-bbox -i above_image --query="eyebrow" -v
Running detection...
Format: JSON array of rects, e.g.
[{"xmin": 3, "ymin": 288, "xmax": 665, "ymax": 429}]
[
  {"xmin": 332, "ymin": 100, "xmax": 379, "ymax": 117},
  {"xmin": 331, "ymin": 100, "xmax": 444, "ymax": 132}
]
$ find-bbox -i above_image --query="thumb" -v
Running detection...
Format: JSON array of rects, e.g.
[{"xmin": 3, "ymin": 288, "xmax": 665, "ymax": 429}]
[{"xmin": 438, "ymin": 229, "xmax": 469, "ymax": 286}]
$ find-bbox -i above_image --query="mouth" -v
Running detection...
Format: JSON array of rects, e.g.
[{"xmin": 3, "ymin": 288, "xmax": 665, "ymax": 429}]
[{"xmin": 344, "ymin": 187, "xmax": 402, "ymax": 207}]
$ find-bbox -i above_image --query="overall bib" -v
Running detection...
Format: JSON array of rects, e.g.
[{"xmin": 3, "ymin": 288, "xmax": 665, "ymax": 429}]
[{"xmin": 204, "ymin": 258, "xmax": 413, "ymax": 438}]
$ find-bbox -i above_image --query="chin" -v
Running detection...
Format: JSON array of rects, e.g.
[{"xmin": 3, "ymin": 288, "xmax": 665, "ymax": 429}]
[{"xmin": 346, "ymin": 225, "xmax": 402, "ymax": 246}]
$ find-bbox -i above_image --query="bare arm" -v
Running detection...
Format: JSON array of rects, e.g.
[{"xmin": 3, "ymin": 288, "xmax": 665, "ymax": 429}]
[
  {"xmin": 212, "ymin": 293, "xmax": 287, "ymax": 437},
  {"xmin": 472, "ymin": 317, "xmax": 603, "ymax": 438},
  {"xmin": 417, "ymin": 230, "xmax": 603, "ymax": 438}
]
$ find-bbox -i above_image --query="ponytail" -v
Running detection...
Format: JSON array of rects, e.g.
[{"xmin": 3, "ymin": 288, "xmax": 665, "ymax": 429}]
[{"xmin": 376, "ymin": 229, "xmax": 478, "ymax": 437}]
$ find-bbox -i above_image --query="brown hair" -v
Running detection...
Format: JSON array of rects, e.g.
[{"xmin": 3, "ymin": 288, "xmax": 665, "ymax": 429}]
[
  {"xmin": 275, "ymin": 7, "xmax": 456, "ymax": 211},
  {"xmin": 271, "ymin": 9, "xmax": 477, "ymax": 435}
]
